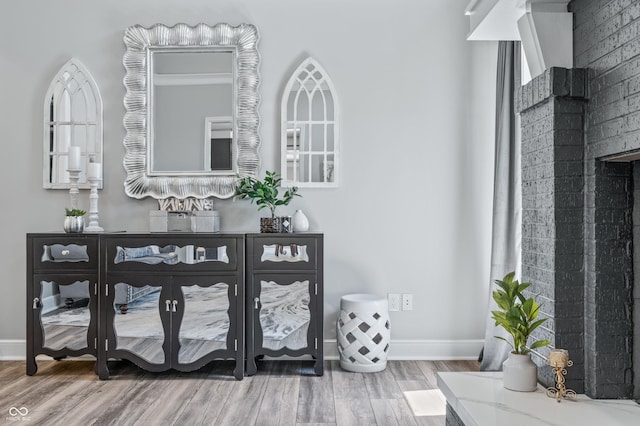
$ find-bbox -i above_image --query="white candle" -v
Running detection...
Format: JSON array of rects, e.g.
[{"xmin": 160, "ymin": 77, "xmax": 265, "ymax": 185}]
[
  {"xmin": 88, "ymin": 162, "xmax": 102, "ymax": 180},
  {"xmin": 547, "ymin": 349, "xmax": 570, "ymax": 367},
  {"xmin": 68, "ymin": 146, "xmax": 81, "ymax": 170}
]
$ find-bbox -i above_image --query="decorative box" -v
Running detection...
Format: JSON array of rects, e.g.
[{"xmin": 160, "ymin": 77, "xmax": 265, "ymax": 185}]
[
  {"xmin": 192, "ymin": 211, "xmax": 220, "ymax": 233},
  {"xmin": 149, "ymin": 210, "xmax": 220, "ymax": 233}
]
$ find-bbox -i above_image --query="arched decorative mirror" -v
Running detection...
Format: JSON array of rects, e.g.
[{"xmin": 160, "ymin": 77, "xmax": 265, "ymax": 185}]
[
  {"xmin": 281, "ymin": 57, "xmax": 339, "ymax": 187},
  {"xmin": 43, "ymin": 58, "xmax": 103, "ymax": 189},
  {"xmin": 123, "ymin": 23, "xmax": 260, "ymax": 200}
]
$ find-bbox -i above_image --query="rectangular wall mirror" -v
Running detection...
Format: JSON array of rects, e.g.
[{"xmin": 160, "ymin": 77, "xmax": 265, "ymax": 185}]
[{"xmin": 150, "ymin": 49, "xmax": 234, "ymax": 175}]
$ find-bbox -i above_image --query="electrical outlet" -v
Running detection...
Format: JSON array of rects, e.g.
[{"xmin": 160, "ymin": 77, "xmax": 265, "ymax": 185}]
[
  {"xmin": 402, "ymin": 293, "xmax": 413, "ymax": 311},
  {"xmin": 388, "ymin": 293, "xmax": 400, "ymax": 311}
]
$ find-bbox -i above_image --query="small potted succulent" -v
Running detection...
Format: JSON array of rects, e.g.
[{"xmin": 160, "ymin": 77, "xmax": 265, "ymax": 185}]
[
  {"xmin": 234, "ymin": 171, "xmax": 300, "ymax": 232},
  {"xmin": 64, "ymin": 208, "xmax": 86, "ymax": 233},
  {"xmin": 491, "ymin": 271, "xmax": 551, "ymax": 391}
]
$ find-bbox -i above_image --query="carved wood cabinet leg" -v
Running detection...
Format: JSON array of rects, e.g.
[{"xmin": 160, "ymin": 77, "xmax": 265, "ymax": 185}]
[
  {"xmin": 26, "ymin": 357, "xmax": 37, "ymax": 376},
  {"xmin": 96, "ymin": 361, "xmax": 109, "ymax": 380},
  {"xmin": 246, "ymin": 357, "xmax": 258, "ymax": 376},
  {"xmin": 234, "ymin": 363, "xmax": 244, "ymax": 380}
]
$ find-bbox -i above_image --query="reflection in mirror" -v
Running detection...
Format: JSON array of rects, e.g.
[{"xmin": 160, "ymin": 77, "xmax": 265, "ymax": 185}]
[
  {"xmin": 178, "ymin": 284, "xmax": 229, "ymax": 364},
  {"xmin": 113, "ymin": 283, "xmax": 164, "ymax": 364},
  {"xmin": 40, "ymin": 280, "xmax": 90, "ymax": 351},
  {"xmin": 281, "ymin": 57, "xmax": 339, "ymax": 187},
  {"xmin": 43, "ymin": 58, "xmax": 103, "ymax": 189},
  {"xmin": 151, "ymin": 50, "xmax": 234, "ymax": 174},
  {"xmin": 123, "ymin": 23, "xmax": 260, "ymax": 199},
  {"xmin": 260, "ymin": 244, "xmax": 309, "ymax": 263},
  {"xmin": 260, "ymin": 280, "xmax": 310, "ymax": 350},
  {"xmin": 114, "ymin": 245, "xmax": 229, "ymax": 265},
  {"xmin": 205, "ymin": 117, "xmax": 233, "ymax": 172},
  {"xmin": 41, "ymin": 244, "xmax": 89, "ymax": 263}
]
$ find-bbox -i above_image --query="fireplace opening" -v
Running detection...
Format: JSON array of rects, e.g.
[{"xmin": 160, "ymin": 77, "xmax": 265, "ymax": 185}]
[
  {"xmin": 632, "ymin": 161, "xmax": 640, "ymax": 402},
  {"xmin": 591, "ymin": 158, "xmax": 636, "ymax": 401}
]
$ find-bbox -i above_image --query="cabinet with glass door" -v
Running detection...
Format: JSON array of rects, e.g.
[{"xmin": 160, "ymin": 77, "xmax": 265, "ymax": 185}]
[{"xmin": 246, "ymin": 233, "xmax": 324, "ymax": 375}]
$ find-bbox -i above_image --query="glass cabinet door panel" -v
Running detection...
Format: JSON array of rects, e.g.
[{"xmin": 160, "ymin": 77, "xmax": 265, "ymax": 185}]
[
  {"xmin": 259, "ymin": 280, "xmax": 310, "ymax": 351},
  {"xmin": 178, "ymin": 283, "xmax": 230, "ymax": 364},
  {"xmin": 112, "ymin": 283, "xmax": 164, "ymax": 364},
  {"xmin": 40, "ymin": 280, "xmax": 90, "ymax": 351}
]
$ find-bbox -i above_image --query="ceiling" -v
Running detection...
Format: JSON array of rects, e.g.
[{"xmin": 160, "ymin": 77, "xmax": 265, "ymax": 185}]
[{"xmin": 465, "ymin": 0, "xmax": 569, "ymax": 41}]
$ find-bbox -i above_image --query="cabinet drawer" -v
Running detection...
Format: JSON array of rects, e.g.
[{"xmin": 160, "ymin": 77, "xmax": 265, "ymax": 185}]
[
  {"xmin": 104, "ymin": 235, "xmax": 241, "ymax": 273},
  {"xmin": 248, "ymin": 235, "xmax": 319, "ymax": 271},
  {"xmin": 31, "ymin": 236, "xmax": 98, "ymax": 272}
]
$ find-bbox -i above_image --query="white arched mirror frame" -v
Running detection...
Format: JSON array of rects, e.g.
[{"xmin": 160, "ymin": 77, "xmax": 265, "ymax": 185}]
[
  {"xmin": 43, "ymin": 58, "xmax": 103, "ymax": 189},
  {"xmin": 281, "ymin": 57, "xmax": 339, "ymax": 188}
]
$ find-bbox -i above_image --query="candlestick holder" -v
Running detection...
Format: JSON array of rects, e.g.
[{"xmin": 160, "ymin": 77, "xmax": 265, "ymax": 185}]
[
  {"xmin": 67, "ymin": 168, "xmax": 82, "ymax": 210},
  {"xmin": 545, "ymin": 349, "xmax": 576, "ymax": 402},
  {"xmin": 85, "ymin": 176, "xmax": 104, "ymax": 232}
]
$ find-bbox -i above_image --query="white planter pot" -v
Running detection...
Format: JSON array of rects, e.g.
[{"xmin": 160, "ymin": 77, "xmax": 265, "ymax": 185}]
[{"xmin": 503, "ymin": 352, "xmax": 538, "ymax": 392}]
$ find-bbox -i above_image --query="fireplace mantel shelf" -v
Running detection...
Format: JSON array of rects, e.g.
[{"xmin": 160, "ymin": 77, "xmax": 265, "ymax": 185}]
[{"xmin": 438, "ymin": 372, "xmax": 640, "ymax": 425}]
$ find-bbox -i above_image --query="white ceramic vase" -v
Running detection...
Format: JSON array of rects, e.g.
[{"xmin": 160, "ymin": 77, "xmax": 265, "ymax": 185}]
[
  {"xmin": 502, "ymin": 352, "xmax": 538, "ymax": 392},
  {"xmin": 292, "ymin": 209, "xmax": 309, "ymax": 232}
]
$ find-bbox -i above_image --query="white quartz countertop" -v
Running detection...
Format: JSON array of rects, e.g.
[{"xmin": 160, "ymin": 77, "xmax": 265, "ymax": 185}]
[{"xmin": 437, "ymin": 371, "xmax": 640, "ymax": 426}]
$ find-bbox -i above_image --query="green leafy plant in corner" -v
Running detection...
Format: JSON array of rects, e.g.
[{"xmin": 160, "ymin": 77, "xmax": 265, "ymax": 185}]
[
  {"xmin": 234, "ymin": 170, "xmax": 300, "ymax": 218},
  {"xmin": 65, "ymin": 208, "xmax": 86, "ymax": 217},
  {"xmin": 491, "ymin": 271, "xmax": 551, "ymax": 355}
]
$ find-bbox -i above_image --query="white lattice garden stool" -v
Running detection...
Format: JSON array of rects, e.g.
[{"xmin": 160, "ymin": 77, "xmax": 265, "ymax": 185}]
[{"xmin": 337, "ymin": 293, "xmax": 390, "ymax": 373}]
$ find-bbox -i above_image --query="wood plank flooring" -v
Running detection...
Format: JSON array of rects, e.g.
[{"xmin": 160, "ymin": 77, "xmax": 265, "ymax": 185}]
[{"xmin": 0, "ymin": 359, "xmax": 478, "ymax": 425}]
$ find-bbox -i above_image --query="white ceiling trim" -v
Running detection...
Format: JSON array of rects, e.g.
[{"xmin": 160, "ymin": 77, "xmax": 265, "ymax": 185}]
[
  {"xmin": 465, "ymin": 0, "xmax": 569, "ymax": 40},
  {"xmin": 465, "ymin": 0, "xmax": 572, "ymax": 79}
]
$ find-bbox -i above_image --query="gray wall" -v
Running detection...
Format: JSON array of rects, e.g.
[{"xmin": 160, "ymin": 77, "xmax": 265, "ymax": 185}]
[{"xmin": 0, "ymin": 0, "xmax": 497, "ymax": 358}]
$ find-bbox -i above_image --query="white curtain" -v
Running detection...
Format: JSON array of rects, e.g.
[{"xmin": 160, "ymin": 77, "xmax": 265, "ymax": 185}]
[{"xmin": 480, "ymin": 41, "xmax": 522, "ymax": 371}]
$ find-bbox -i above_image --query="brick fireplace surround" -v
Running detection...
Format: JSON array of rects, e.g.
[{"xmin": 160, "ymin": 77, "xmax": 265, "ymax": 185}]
[{"xmin": 520, "ymin": 0, "xmax": 640, "ymax": 400}]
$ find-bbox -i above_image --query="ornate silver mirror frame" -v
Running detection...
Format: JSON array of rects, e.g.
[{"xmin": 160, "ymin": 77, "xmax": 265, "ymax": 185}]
[{"xmin": 123, "ymin": 23, "xmax": 260, "ymax": 199}]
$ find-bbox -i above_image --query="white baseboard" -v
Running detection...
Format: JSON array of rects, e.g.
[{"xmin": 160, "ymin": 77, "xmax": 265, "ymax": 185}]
[
  {"xmin": 1, "ymin": 339, "xmax": 483, "ymax": 361},
  {"xmin": 0, "ymin": 340, "xmax": 25, "ymax": 360}
]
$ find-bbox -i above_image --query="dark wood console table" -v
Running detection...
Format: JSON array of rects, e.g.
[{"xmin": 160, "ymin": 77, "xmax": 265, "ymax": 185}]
[{"xmin": 26, "ymin": 232, "xmax": 323, "ymax": 379}]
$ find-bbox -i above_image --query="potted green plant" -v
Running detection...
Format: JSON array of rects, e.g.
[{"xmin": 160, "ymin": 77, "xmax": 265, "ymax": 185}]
[
  {"xmin": 234, "ymin": 171, "xmax": 300, "ymax": 232},
  {"xmin": 64, "ymin": 208, "xmax": 86, "ymax": 233},
  {"xmin": 491, "ymin": 271, "xmax": 551, "ymax": 391}
]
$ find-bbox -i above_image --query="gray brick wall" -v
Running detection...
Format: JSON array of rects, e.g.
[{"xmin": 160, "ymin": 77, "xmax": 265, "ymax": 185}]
[
  {"xmin": 569, "ymin": 0, "xmax": 637, "ymax": 399},
  {"xmin": 518, "ymin": 68, "xmax": 587, "ymax": 393},
  {"xmin": 517, "ymin": 0, "xmax": 638, "ymax": 400}
]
